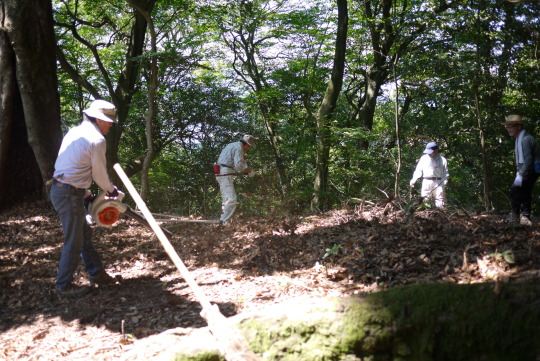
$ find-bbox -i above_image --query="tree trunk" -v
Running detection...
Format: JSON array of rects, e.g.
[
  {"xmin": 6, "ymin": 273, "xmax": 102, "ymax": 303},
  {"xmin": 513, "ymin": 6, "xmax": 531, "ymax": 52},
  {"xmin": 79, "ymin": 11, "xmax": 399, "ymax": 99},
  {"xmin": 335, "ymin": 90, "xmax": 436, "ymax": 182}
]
[
  {"xmin": 475, "ymin": 91, "xmax": 493, "ymax": 210},
  {"xmin": 311, "ymin": 0, "xmax": 348, "ymax": 212},
  {"xmin": 393, "ymin": 60, "xmax": 402, "ymax": 198},
  {"xmin": 108, "ymin": 2, "xmax": 156, "ymax": 181},
  {"xmin": 122, "ymin": 282, "xmax": 540, "ymax": 361},
  {"xmin": 55, "ymin": 1, "xmax": 157, "ymax": 183},
  {"xmin": 221, "ymin": 2, "xmax": 291, "ymax": 198},
  {"xmin": 351, "ymin": 0, "xmax": 456, "ymax": 149},
  {"xmin": 357, "ymin": 67, "xmax": 386, "ymax": 138},
  {"xmin": 127, "ymin": 0, "xmax": 159, "ymax": 202},
  {"xmin": 471, "ymin": 0, "xmax": 516, "ymax": 211},
  {"xmin": 0, "ymin": 0, "xmax": 62, "ymax": 210}
]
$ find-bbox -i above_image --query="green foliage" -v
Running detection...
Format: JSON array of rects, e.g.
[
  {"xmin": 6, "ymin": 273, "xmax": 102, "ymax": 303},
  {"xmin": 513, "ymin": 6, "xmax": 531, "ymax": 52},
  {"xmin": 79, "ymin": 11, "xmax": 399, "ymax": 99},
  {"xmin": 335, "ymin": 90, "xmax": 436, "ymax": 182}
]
[
  {"xmin": 323, "ymin": 244, "xmax": 342, "ymax": 260},
  {"xmin": 489, "ymin": 250, "xmax": 516, "ymax": 264},
  {"xmin": 53, "ymin": 0, "xmax": 540, "ymax": 218}
]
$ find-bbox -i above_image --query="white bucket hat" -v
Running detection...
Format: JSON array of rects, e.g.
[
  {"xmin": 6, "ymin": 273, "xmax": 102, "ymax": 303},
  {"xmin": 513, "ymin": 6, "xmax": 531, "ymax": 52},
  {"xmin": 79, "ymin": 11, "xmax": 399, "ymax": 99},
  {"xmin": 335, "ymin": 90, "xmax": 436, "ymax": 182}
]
[
  {"xmin": 83, "ymin": 100, "xmax": 118, "ymax": 123},
  {"xmin": 242, "ymin": 134, "xmax": 257, "ymax": 146}
]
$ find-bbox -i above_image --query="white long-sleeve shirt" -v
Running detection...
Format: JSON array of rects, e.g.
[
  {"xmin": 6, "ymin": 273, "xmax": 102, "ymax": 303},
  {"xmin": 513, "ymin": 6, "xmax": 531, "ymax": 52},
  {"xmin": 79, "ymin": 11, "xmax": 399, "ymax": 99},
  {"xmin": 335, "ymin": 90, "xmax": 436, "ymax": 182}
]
[
  {"xmin": 411, "ymin": 154, "xmax": 449, "ymax": 185},
  {"xmin": 217, "ymin": 141, "xmax": 248, "ymax": 174},
  {"xmin": 53, "ymin": 119, "xmax": 115, "ymax": 192}
]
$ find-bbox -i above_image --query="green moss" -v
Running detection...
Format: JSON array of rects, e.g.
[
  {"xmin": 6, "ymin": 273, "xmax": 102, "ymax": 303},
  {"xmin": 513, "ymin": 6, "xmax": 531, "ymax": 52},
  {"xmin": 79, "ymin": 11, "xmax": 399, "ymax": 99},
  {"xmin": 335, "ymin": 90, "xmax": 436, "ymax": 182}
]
[
  {"xmin": 217, "ymin": 283, "xmax": 540, "ymax": 361},
  {"xmin": 172, "ymin": 351, "xmax": 224, "ymax": 361},
  {"xmin": 240, "ymin": 301, "xmax": 353, "ymax": 361},
  {"xmin": 364, "ymin": 283, "xmax": 540, "ymax": 361},
  {"xmin": 340, "ymin": 296, "xmax": 395, "ymax": 356}
]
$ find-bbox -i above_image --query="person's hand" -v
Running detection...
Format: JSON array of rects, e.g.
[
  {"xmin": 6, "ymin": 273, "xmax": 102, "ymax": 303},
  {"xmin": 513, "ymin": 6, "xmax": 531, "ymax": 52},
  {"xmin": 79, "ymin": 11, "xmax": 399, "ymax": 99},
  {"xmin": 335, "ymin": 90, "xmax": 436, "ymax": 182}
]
[
  {"xmin": 248, "ymin": 171, "xmax": 255, "ymax": 177},
  {"xmin": 106, "ymin": 185, "xmax": 119, "ymax": 198},
  {"xmin": 409, "ymin": 179, "xmax": 415, "ymax": 187},
  {"xmin": 513, "ymin": 174, "xmax": 523, "ymax": 187}
]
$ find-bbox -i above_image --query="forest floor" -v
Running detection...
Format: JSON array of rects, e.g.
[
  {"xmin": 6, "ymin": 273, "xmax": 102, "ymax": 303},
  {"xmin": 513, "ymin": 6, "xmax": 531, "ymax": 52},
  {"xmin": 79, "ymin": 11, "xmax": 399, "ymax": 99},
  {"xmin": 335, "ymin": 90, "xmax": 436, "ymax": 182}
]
[{"xmin": 1, "ymin": 199, "xmax": 540, "ymax": 361}]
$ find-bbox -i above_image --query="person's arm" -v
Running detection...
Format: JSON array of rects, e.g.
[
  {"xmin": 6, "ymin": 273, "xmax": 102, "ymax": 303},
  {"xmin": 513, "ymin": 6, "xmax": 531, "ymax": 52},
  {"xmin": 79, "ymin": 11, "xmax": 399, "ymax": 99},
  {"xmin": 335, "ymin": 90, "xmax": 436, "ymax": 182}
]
[
  {"xmin": 91, "ymin": 140, "xmax": 115, "ymax": 193},
  {"xmin": 410, "ymin": 156, "xmax": 424, "ymax": 186},
  {"xmin": 519, "ymin": 135, "xmax": 536, "ymax": 175},
  {"xmin": 442, "ymin": 157, "xmax": 449, "ymax": 186},
  {"xmin": 232, "ymin": 143, "xmax": 248, "ymax": 173}
]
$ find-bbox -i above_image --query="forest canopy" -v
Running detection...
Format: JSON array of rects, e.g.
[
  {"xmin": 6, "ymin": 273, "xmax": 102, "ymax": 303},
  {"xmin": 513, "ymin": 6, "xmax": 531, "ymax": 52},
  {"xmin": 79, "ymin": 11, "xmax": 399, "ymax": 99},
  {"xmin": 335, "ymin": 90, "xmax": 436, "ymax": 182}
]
[{"xmin": 31, "ymin": 0, "xmax": 540, "ymax": 215}]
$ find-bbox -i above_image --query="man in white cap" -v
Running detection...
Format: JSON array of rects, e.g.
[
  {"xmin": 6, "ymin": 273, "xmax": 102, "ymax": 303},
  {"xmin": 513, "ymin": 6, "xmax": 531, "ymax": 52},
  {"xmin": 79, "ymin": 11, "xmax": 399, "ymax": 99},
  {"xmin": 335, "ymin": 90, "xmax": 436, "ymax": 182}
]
[
  {"xmin": 502, "ymin": 114, "xmax": 540, "ymax": 225},
  {"xmin": 215, "ymin": 134, "xmax": 257, "ymax": 223},
  {"xmin": 409, "ymin": 141, "xmax": 449, "ymax": 208},
  {"xmin": 49, "ymin": 99, "xmax": 121, "ymax": 298}
]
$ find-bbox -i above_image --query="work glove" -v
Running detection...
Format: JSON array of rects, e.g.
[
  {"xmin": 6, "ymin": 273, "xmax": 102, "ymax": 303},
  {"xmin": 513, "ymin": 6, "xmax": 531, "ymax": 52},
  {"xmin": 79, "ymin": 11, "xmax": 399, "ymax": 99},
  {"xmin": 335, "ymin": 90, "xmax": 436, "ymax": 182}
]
[
  {"xmin": 248, "ymin": 171, "xmax": 255, "ymax": 177},
  {"xmin": 106, "ymin": 185, "xmax": 119, "ymax": 198},
  {"xmin": 513, "ymin": 174, "xmax": 523, "ymax": 187},
  {"xmin": 409, "ymin": 179, "xmax": 415, "ymax": 187}
]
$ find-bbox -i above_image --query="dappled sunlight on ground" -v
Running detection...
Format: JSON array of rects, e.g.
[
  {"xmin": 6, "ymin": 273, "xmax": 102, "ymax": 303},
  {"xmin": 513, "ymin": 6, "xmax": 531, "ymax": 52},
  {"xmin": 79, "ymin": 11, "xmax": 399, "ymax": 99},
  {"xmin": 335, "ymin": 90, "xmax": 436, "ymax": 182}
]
[{"xmin": 1, "ymin": 200, "xmax": 539, "ymax": 360}]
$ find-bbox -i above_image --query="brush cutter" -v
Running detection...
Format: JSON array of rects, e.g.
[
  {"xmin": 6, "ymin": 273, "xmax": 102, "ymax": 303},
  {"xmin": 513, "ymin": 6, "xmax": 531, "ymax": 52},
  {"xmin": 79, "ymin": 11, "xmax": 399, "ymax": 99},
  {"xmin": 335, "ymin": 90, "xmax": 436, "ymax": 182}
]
[{"xmin": 86, "ymin": 191, "xmax": 173, "ymax": 237}]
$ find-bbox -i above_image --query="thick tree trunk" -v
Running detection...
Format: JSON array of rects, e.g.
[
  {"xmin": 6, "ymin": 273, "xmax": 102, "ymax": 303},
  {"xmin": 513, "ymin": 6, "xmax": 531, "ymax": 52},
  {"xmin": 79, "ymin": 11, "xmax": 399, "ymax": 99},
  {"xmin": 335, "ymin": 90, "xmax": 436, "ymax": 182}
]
[
  {"xmin": 311, "ymin": 0, "xmax": 348, "ymax": 212},
  {"xmin": 122, "ymin": 283, "xmax": 540, "ymax": 361},
  {"xmin": 127, "ymin": 0, "xmax": 159, "ymax": 202},
  {"xmin": 0, "ymin": 0, "xmax": 62, "ymax": 210},
  {"xmin": 108, "ymin": 2, "xmax": 156, "ymax": 181},
  {"xmin": 351, "ymin": 0, "xmax": 456, "ymax": 149}
]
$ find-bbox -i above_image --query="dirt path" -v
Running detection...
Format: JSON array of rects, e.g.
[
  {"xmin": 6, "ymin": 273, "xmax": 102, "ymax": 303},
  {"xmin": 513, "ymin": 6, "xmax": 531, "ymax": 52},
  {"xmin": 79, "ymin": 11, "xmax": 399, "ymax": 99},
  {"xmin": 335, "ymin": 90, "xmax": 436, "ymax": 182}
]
[{"xmin": 1, "ymin": 201, "xmax": 539, "ymax": 360}]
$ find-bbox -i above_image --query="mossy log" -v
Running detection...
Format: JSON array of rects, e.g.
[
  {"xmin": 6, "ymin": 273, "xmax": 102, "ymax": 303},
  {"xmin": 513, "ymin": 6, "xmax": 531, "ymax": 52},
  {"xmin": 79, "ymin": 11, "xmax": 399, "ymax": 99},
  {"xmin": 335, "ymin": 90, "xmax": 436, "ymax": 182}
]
[{"xmin": 121, "ymin": 282, "xmax": 540, "ymax": 361}]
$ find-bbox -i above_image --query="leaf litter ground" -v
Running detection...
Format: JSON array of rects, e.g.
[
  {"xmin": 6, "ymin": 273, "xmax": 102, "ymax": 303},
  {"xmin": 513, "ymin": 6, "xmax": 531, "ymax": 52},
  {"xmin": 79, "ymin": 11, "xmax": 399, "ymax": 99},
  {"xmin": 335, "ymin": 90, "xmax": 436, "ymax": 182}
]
[{"xmin": 1, "ymin": 200, "xmax": 539, "ymax": 360}]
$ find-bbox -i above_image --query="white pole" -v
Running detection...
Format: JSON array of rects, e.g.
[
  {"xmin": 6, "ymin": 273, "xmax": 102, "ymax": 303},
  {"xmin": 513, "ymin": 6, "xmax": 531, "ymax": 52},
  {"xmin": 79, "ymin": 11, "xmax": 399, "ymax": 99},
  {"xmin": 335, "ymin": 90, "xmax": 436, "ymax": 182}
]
[
  {"xmin": 113, "ymin": 163, "xmax": 260, "ymax": 361},
  {"xmin": 113, "ymin": 163, "xmax": 211, "ymax": 308}
]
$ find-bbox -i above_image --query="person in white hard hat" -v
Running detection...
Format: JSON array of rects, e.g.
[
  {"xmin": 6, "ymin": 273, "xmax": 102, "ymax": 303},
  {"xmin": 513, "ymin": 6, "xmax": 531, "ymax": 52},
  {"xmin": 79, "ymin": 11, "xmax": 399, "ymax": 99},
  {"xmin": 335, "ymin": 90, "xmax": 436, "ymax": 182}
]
[
  {"xmin": 409, "ymin": 141, "xmax": 449, "ymax": 208},
  {"xmin": 502, "ymin": 114, "xmax": 540, "ymax": 226},
  {"xmin": 49, "ymin": 99, "xmax": 121, "ymax": 298},
  {"xmin": 215, "ymin": 134, "xmax": 257, "ymax": 223}
]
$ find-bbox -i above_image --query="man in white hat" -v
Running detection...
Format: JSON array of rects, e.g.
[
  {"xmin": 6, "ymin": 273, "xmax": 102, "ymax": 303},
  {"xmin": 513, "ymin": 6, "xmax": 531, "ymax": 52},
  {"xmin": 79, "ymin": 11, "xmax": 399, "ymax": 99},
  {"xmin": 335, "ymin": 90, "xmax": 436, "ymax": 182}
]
[
  {"xmin": 409, "ymin": 141, "xmax": 449, "ymax": 208},
  {"xmin": 502, "ymin": 114, "xmax": 540, "ymax": 225},
  {"xmin": 215, "ymin": 134, "xmax": 257, "ymax": 223},
  {"xmin": 49, "ymin": 99, "xmax": 121, "ymax": 298}
]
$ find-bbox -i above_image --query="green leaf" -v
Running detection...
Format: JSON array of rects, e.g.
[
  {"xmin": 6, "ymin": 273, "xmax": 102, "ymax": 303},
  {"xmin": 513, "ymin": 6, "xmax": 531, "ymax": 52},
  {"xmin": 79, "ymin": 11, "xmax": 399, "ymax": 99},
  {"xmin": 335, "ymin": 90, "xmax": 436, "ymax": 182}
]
[{"xmin": 502, "ymin": 250, "xmax": 516, "ymax": 264}]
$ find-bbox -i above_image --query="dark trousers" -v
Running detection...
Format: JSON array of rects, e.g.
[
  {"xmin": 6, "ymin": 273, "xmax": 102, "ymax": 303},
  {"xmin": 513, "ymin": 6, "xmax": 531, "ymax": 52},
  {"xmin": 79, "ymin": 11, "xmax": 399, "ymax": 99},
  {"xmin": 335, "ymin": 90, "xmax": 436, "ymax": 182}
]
[
  {"xmin": 50, "ymin": 182, "xmax": 104, "ymax": 288},
  {"xmin": 510, "ymin": 172, "xmax": 540, "ymax": 218}
]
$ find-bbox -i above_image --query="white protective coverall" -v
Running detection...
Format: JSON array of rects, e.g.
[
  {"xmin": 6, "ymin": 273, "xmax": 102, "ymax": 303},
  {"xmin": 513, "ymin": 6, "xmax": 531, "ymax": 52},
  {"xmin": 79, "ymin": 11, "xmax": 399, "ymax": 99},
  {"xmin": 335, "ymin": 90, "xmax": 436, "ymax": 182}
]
[
  {"xmin": 216, "ymin": 141, "xmax": 249, "ymax": 222},
  {"xmin": 410, "ymin": 154, "xmax": 449, "ymax": 208}
]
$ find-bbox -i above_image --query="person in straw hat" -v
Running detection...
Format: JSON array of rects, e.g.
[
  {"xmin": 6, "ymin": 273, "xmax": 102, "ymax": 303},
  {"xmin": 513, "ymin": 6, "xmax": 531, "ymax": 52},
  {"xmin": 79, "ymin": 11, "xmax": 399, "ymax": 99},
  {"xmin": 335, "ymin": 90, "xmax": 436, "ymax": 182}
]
[
  {"xmin": 409, "ymin": 141, "xmax": 450, "ymax": 208},
  {"xmin": 49, "ymin": 99, "xmax": 122, "ymax": 298},
  {"xmin": 215, "ymin": 134, "xmax": 257, "ymax": 223},
  {"xmin": 501, "ymin": 114, "xmax": 540, "ymax": 225}
]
